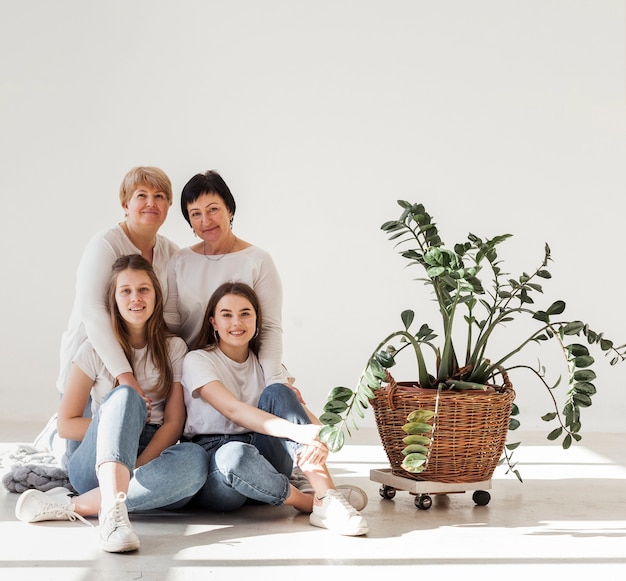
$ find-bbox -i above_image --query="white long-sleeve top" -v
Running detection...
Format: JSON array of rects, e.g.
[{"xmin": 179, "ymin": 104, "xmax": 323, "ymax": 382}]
[
  {"xmin": 56, "ymin": 224, "xmax": 179, "ymax": 391},
  {"xmin": 164, "ymin": 245, "xmax": 287, "ymax": 385}
]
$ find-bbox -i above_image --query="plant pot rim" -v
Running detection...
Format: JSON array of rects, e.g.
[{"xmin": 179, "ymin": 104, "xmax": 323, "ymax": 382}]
[{"xmin": 391, "ymin": 381, "xmax": 499, "ymax": 395}]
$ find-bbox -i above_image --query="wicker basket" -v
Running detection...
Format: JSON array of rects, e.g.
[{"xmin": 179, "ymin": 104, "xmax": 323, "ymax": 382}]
[{"xmin": 370, "ymin": 373, "xmax": 515, "ymax": 483}]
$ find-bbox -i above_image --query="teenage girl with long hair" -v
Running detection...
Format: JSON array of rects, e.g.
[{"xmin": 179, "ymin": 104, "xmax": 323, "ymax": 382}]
[
  {"xmin": 16, "ymin": 255, "xmax": 208, "ymax": 552},
  {"xmin": 181, "ymin": 281, "xmax": 369, "ymax": 536}
]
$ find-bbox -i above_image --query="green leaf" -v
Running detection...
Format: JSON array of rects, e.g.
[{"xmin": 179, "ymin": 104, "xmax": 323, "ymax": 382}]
[
  {"xmin": 573, "ymin": 369, "xmax": 597, "ymax": 381},
  {"xmin": 358, "ymin": 382, "xmax": 376, "ymax": 400},
  {"xmin": 318, "ymin": 425, "xmax": 345, "ymax": 453},
  {"xmin": 600, "ymin": 338, "xmax": 614, "ymax": 351},
  {"xmin": 562, "ymin": 434, "xmax": 573, "ymax": 449},
  {"xmin": 573, "ymin": 355, "xmax": 594, "ymax": 368},
  {"xmin": 541, "ymin": 412, "xmax": 557, "ymax": 421},
  {"xmin": 401, "ymin": 310, "xmax": 414, "ymax": 330},
  {"xmin": 520, "ymin": 291, "xmax": 534, "ymax": 304},
  {"xmin": 573, "ymin": 393, "xmax": 593, "ymax": 407},
  {"xmin": 401, "ymin": 453, "xmax": 427, "ymax": 470},
  {"xmin": 369, "ymin": 358, "xmax": 388, "ymax": 380},
  {"xmin": 573, "ymin": 381, "xmax": 596, "ymax": 395},
  {"xmin": 547, "ymin": 427, "xmax": 563, "ymax": 440},
  {"xmin": 563, "ymin": 321, "xmax": 585, "ymax": 335},
  {"xmin": 546, "ymin": 300, "xmax": 566, "ymax": 315},
  {"xmin": 568, "ymin": 344, "xmax": 589, "ymax": 357},
  {"xmin": 323, "ymin": 400, "xmax": 349, "ymax": 413},
  {"xmin": 569, "ymin": 421, "xmax": 581, "ymax": 433},
  {"xmin": 537, "ymin": 270, "xmax": 552, "ymax": 279},
  {"xmin": 319, "ymin": 411, "xmax": 342, "ymax": 426},
  {"xmin": 375, "ymin": 351, "xmax": 395, "ymax": 368},
  {"xmin": 506, "ymin": 441, "xmax": 521, "ymax": 450},
  {"xmin": 427, "ymin": 266, "xmax": 446, "ymax": 277},
  {"xmin": 363, "ymin": 370, "xmax": 381, "ymax": 390},
  {"xmin": 509, "ymin": 418, "xmax": 520, "ymax": 430},
  {"xmin": 327, "ymin": 386, "xmax": 354, "ymax": 402},
  {"xmin": 533, "ymin": 311, "xmax": 549, "ymax": 323}
]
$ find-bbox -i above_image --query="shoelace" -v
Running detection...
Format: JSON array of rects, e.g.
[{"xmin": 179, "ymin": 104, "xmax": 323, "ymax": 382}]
[
  {"xmin": 327, "ymin": 490, "xmax": 359, "ymax": 515},
  {"xmin": 102, "ymin": 493, "xmax": 131, "ymax": 530},
  {"xmin": 47, "ymin": 501, "xmax": 92, "ymax": 527}
]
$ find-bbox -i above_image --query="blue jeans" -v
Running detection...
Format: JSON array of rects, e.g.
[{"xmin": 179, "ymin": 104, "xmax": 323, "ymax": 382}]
[
  {"xmin": 66, "ymin": 385, "xmax": 208, "ymax": 512},
  {"xmin": 189, "ymin": 383, "xmax": 308, "ymax": 511}
]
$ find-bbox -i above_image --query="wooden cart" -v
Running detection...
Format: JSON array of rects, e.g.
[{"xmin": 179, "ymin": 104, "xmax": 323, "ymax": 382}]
[{"xmin": 370, "ymin": 468, "xmax": 492, "ymax": 510}]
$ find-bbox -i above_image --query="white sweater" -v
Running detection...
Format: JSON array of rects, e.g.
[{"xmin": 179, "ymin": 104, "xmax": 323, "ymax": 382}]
[
  {"xmin": 56, "ymin": 224, "xmax": 179, "ymax": 391},
  {"xmin": 164, "ymin": 245, "xmax": 287, "ymax": 385}
]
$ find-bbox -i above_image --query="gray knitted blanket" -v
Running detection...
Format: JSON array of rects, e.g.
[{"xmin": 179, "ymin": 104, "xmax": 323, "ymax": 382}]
[{"xmin": 1, "ymin": 444, "xmax": 73, "ymax": 493}]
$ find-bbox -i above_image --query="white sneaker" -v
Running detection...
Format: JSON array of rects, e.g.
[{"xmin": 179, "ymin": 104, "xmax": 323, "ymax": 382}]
[
  {"xmin": 335, "ymin": 484, "xmax": 368, "ymax": 511},
  {"xmin": 291, "ymin": 467, "xmax": 368, "ymax": 512},
  {"xmin": 15, "ymin": 487, "xmax": 90, "ymax": 525},
  {"xmin": 99, "ymin": 492, "xmax": 140, "ymax": 553},
  {"xmin": 310, "ymin": 489, "xmax": 369, "ymax": 536}
]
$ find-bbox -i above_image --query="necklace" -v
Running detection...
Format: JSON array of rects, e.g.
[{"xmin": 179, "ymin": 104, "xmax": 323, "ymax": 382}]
[{"xmin": 203, "ymin": 236, "xmax": 237, "ymax": 262}]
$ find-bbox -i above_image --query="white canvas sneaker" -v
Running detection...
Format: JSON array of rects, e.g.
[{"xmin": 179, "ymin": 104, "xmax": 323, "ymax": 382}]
[
  {"xmin": 15, "ymin": 487, "xmax": 90, "ymax": 525},
  {"xmin": 98, "ymin": 492, "xmax": 140, "ymax": 553},
  {"xmin": 310, "ymin": 489, "xmax": 369, "ymax": 536},
  {"xmin": 291, "ymin": 468, "xmax": 368, "ymax": 512},
  {"xmin": 335, "ymin": 484, "xmax": 368, "ymax": 511}
]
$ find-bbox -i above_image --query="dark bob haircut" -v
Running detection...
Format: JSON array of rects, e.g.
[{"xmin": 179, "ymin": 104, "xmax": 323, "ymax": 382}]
[{"xmin": 180, "ymin": 170, "xmax": 237, "ymax": 226}]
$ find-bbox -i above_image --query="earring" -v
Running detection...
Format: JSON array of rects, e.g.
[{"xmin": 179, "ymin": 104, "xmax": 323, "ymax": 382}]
[
  {"xmin": 213, "ymin": 329, "xmax": 219, "ymax": 341},
  {"xmin": 252, "ymin": 328, "xmax": 259, "ymax": 339}
]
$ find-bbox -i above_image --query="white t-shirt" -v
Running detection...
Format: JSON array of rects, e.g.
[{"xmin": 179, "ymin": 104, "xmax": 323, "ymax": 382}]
[
  {"xmin": 181, "ymin": 347, "xmax": 266, "ymax": 438},
  {"xmin": 164, "ymin": 245, "xmax": 287, "ymax": 385},
  {"xmin": 73, "ymin": 336, "xmax": 187, "ymax": 426},
  {"xmin": 57, "ymin": 224, "xmax": 179, "ymax": 391}
]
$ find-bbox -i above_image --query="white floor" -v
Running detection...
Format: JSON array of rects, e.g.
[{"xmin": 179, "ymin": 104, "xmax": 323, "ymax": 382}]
[{"xmin": 1, "ymin": 422, "xmax": 625, "ymax": 580}]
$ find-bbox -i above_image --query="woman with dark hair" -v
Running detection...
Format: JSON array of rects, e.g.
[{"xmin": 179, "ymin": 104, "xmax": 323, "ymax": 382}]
[
  {"xmin": 16, "ymin": 255, "xmax": 208, "ymax": 553},
  {"xmin": 165, "ymin": 170, "xmax": 368, "ymax": 506},
  {"xmin": 181, "ymin": 282, "xmax": 368, "ymax": 536},
  {"xmin": 164, "ymin": 170, "xmax": 287, "ymax": 388}
]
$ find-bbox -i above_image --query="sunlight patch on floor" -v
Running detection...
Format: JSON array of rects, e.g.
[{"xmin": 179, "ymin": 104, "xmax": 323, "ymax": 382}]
[{"xmin": 493, "ymin": 444, "xmax": 626, "ymax": 480}]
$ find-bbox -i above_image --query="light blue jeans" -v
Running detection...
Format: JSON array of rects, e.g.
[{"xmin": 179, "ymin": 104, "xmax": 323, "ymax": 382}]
[
  {"xmin": 66, "ymin": 385, "xmax": 208, "ymax": 512},
  {"xmin": 188, "ymin": 383, "xmax": 308, "ymax": 511}
]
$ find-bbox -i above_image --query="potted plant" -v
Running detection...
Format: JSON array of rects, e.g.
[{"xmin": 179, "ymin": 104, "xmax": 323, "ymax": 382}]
[{"xmin": 318, "ymin": 200, "xmax": 626, "ymax": 482}]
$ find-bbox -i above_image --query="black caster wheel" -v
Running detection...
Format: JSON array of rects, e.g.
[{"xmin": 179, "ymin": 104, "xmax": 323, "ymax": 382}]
[
  {"xmin": 472, "ymin": 490, "xmax": 491, "ymax": 506},
  {"xmin": 415, "ymin": 494, "xmax": 433, "ymax": 510},
  {"xmin": 379, "ymin": 485, "xmax": 396, "ymax": 500}
]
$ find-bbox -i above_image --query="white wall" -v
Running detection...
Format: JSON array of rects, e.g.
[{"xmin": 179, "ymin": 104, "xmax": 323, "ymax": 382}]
[{"xmin": 1, "ymin": 1, "xmax": 624, "ymax": 438}]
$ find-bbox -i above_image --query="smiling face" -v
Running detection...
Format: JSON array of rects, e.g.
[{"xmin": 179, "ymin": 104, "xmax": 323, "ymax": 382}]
[
  {"xmin": 187, "ymin": 192, "xmax": 233, "ymax": 246},
  {"xmin": 210, "ymin": 293, "xmax": 257, "ymax": 352},
  {"xmin": 123, "ymin": 184, "xmax": 170, "ymax": 230},
  {"xmin": 114, "ymin": 268, "xmax": 156, "ymax": 329}
]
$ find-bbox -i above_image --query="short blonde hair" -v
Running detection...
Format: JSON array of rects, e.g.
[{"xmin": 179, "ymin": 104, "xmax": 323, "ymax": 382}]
[{"xmin": 119, "ymin": 167, "xmax": 173, "ymax": 206}]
